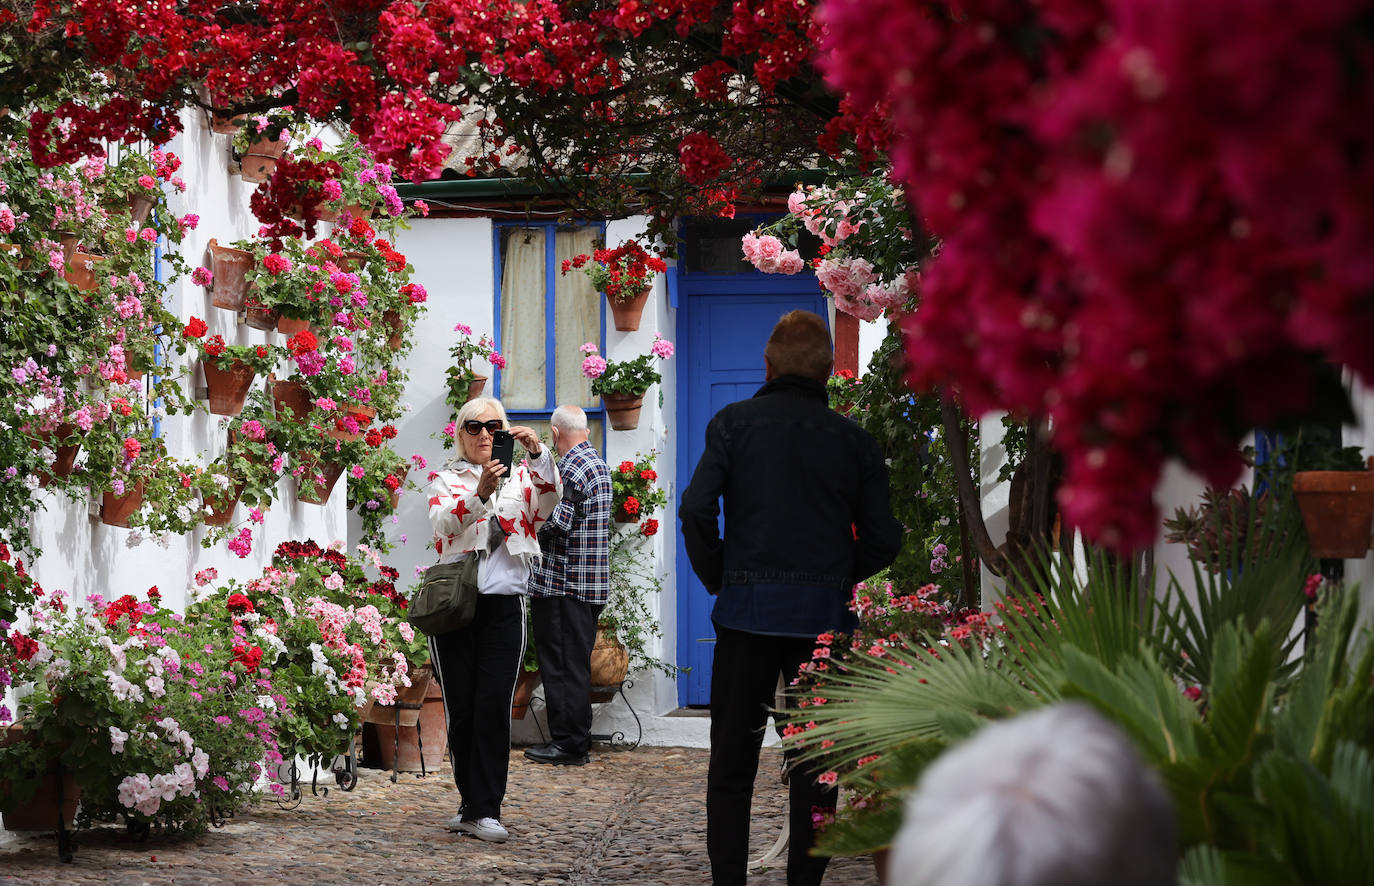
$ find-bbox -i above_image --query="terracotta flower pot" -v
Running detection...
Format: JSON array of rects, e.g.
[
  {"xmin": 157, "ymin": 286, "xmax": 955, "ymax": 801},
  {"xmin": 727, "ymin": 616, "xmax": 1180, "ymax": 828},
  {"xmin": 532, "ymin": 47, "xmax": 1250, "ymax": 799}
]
[
  {"xmin": 1, "ymin": 724, "xmax": 80, "ymax": 832},
  {"xmin": 590, "ymin": 627, "xmax": 629, "ymax": 697},
  {"xmin": 296, "ymin": 457, "xmax": 344, "ymax": 505},
  {"xmin": 203, "ymin": 356, "xmax": 256, "ymax": 415},
  {"xmin": 209, "ymin": 110, "xmax": 246, "ymax": 134},
  {"xmin": 271, "ymin": 378, "xmax": 314, "ymax": 420},
  {"xmin": 208, "ymin": 238, "xmax": 253, "ymax": 311},
  {"xmin": 383, "ymin": 309, "xmax": 404, "ymax": 351},
  {"xmin": 366, "ymin": 671, "xmax": 447, "ymax": 772},
  {"xmin": 607, "ymin": 287, "xmax": 650, "ymax": 332},
  {"xmin": 602, "ymin": 393, "xmax": 644, "ymax": 430},
  {"xmin": 129, "ymin": 194, "xmax": 156, "ymax": 227},
  {"xmin": 277, "ymin": 314, "xmax": 311, "ymax": 336},
  {"xmin": 202, "ymin": 481, "xmax": 246, "ymax": 527},
  {"xmin": 244, "ymin": 293, "xmax": 279, "ymax": 331},
  {"xmin": 466, "ymin": 375, "xmax": 488, "ymax": 403},
  {"xmin": 387, "ymin": 466, "xmax": 410, "ymax": 510},
  {"xmin": 57, "ymin": 233, "xmax": 79, "ymax": 265},
  {"xmin": 64, "ymin": 252, "xmax": 103, "ymax": 292},
  {"xmin": 1292, "ymin": 458, "xmax": 1374, "ymax": 559},
  {"xmin": 31, "ymin": 423, "xmax": 81, "ymax": 488},
  {"xmin": 101, "ymin": 480, "xmax": 146, "ymax": 528},
  {"xmin": 239, "ymin": 137, "xmax": 287, "ymax": 183},
  {"xmin": 511, "ymin": 669, "xmax": 543, "ymax": 721},
  {"xmin": 327, "ymin": 404, "xmax": 376, "ymax": 443}
]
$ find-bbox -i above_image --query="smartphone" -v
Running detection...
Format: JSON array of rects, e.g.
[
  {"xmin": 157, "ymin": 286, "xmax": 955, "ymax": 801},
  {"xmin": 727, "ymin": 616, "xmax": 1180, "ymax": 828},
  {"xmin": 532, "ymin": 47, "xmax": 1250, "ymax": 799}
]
[{"xmin": 490, "ymin": 429, "xmax": 515, "ymax": 472}]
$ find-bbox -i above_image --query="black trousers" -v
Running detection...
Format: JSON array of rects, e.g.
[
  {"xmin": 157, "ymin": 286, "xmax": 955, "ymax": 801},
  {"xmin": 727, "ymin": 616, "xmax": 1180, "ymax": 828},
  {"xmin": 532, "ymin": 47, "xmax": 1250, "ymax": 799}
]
[
  {"xmin": 428, "ymin": 592, "xmax": 526, "ymax": 822},
  {"xmin": 707, "ymin": 624, "xmax": 837, "ymax": 886},
  {"xmin": 530, "ymin": 594, "xmax": 604, "ymax": 756}
]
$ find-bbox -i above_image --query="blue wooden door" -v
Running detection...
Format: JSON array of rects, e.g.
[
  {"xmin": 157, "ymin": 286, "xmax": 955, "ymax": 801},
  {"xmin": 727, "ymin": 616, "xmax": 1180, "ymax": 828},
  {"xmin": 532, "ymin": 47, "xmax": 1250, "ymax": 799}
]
[{"xmin": 675, "ymin": 277, "xmax": 829, "ymax": 706}]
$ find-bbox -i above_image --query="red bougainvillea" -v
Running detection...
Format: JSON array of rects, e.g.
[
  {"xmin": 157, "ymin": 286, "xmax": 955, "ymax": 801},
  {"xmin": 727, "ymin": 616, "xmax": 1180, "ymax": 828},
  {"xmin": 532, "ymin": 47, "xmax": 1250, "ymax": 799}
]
[{"xmin": 818, "ymin": 0, "xmax": 1374, "ymax": 549}]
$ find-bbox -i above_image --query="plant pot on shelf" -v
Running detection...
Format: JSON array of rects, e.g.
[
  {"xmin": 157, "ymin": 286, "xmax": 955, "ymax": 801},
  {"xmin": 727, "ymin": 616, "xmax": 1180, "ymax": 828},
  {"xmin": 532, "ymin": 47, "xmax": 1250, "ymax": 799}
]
[
  {"xmin": 296, "ymin": 457, "xmax": 344, "ymax": 505},
  {"xmin": 208, "ymin": 238, "xmax": 254, "ymax": 311},
  {"xmin": 602, "ymin": 393, "xmax": 644, "ymax": 431},
  {"xmin": 238, "ymin": 137, "xmax": 287, "ymax": 183},
  {"xmin": 607, "ymin": 287, "xmax": 650, "ymax": 332},
  {"xmin": 202, "ymin": 356, "xmax": 256, "ymax": 415},
  {"xmin": 511, "ymin": 669, "xmax": 543, "ymax": 720},
  {"xmin": 244, "ymin": 292, "xmax": 279, "ymax": 331},
  {"xmin": 612, "ymin": 503, "xmax": 639, "ymax": 525},
  {"xmin": 64, "ymin": 252, "xmax": 103, "ymax": 292},
  {"xmin": 277, "ymin": 314, "xmax": 311, "ymax": 336},
  {"xmin": 589, "ymin": 628, "xmax": 629, "ymax": 702},
  {"xmin": 362, "ymin": 667, "xmax": 446, "ymax": 772},
  {"xmin": 101, "ymin": 480, "xmax": 146, "ymax": 528},
  {"xmin": 1292, "ymin": 457, "xmax": 1374, "ymax": 559},
  {"xmin": 0, "ymin": 724, "xmax": 79, "ymax": 832},
  {"xmin": 31, "ymin": 424, "xmax": 81, "ymax": 488}
]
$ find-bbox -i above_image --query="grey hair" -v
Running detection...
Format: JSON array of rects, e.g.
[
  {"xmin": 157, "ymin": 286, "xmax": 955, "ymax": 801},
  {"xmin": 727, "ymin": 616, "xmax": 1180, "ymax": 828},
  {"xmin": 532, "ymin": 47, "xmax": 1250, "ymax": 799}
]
[
  {"xmin": 550, "ymin": 404, "xmax": 588, "ymax": 433},
  {"xmin": 452, "ymin": 397, "xmax": 508, "ymax": 463},
  {"xmin": 887, "ymin": 702, "xmax": 1176, "ymax": 886}
]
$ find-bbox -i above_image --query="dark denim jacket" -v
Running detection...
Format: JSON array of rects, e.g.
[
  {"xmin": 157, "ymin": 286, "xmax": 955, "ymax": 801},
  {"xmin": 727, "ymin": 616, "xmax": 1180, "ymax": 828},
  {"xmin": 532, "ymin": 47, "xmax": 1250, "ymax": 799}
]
[{"xmin": 678, "ymin": 375, "xmax": 903, "ymax": 637}]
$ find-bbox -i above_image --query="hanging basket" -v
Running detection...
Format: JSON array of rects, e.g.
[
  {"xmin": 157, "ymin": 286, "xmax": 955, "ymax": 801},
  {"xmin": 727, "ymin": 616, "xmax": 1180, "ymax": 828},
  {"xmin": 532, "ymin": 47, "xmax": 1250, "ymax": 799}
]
[
  {"xmin": 387, "ymin": 466, "xmax": 411, "ymax": 510},
  {"xmin": 296, "ymin": 457, "xmax": 344, "ymax": 505},
  {"xmin": 203, "ymin": 356, "xmax": 256, "ymax": 416},
  {"xmin": 31, "ymin": 424, "xmax": 81, "ymax": 488},
  {"xmin": 238, "ymin": 137, "xmax": 287, "ymax": 183},
  {"xmin": 465, "ymin": 375, "xmax": 488, "ymax": 403},
  {"xmin": 209, "ymin": 111, "xmax": 246, "ymax": 134},
  {"xmin": 208, "ymin": 238, "xmax": 254, "ymax": 311},
  {"xmin": 244, "ymin": 291, "xmax": 279, "ymax": 331},
  {"xmin": 101, "ymin": 480, "xmax": 146, "ymax": 528},
  {"xmin": 327, "ymin": 404, "xmax": 377, "ymax": 443},
  {"xmin": 1292, "ymin": 458, "xmax": 1374, "ymax": 559},
  {"xmin": 602, "ymin": 393, "xmax": 644, "ymax": 431},
  {"xmin": 271, "ymin": 378, "xmax": 314, "ymax": 421},
  {"xmin": 607, "ymin": 287, "xmax": 650, "ymax": 332},
  {"xmin": 590, "ymin": 627, "xmax": 629, "ymax": 700},
  {"xmin": 64, "ymin": 252, "xmax": 103, "ymax": 292}
]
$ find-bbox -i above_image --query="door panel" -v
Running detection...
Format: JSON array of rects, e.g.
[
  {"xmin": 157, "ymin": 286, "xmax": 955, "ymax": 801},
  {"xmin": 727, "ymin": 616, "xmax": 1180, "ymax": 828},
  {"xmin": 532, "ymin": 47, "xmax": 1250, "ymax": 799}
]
[{"xmin": 676, "ymin": 286, "xmax": 829, "ymax": 706}]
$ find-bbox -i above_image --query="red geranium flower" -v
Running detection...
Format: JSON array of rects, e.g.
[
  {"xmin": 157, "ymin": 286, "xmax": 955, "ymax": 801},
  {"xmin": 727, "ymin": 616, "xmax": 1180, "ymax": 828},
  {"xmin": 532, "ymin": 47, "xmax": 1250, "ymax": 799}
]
[
  {"xmin": 640, "ymin": 518, "xmax": 659, "ymax": 537},
  {"xmin": 204, "ymin": 334, "xmax": 226, "ymax": 357},
  {"xmin": 287, "ymin": 329, "xmax": 319, "ymax": 356},
  {"xmin": 618, "ymin": 461, "xmax": 635, "ymax": 474},
  {"xmin": 226, "ymin": 593, "xmax": 255, "ymax": 614},
  {"xmin": 183, "ymin": 317, "xmax": 207, "ymax": 339}
]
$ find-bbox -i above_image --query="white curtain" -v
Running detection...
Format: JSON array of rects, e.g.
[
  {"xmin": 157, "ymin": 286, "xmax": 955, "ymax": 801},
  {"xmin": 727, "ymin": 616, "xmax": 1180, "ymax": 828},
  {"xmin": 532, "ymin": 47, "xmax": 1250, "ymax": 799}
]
[
  {"xmin": 554, "ymin": 227, "xmax": 601, "ymax": 408},
  {"xmin": 499, "ymin": 228, "xmax": 547, "ymax": 410}
]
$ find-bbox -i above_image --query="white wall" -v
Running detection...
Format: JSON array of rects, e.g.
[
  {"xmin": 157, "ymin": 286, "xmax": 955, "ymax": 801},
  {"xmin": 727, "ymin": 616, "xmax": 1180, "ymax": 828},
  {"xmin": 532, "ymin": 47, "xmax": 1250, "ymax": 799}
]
[{"xmin": 24, "ymin": 109, "xmax": 343, "ymax": 618}]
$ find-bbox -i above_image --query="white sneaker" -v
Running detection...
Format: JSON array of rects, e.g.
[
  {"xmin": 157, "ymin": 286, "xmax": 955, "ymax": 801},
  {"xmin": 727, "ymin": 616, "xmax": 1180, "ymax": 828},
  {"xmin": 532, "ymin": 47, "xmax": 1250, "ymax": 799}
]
[{"xmin": 451, "ymin": 816, "xmax": 509, "ymax": 842}]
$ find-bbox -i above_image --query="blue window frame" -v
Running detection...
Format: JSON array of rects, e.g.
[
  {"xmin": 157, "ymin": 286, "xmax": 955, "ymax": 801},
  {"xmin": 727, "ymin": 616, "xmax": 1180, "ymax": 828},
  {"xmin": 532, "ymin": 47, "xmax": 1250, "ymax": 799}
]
[{"xmin": 492, "ymin": 221, "xmax": 607, "ymax": 446}]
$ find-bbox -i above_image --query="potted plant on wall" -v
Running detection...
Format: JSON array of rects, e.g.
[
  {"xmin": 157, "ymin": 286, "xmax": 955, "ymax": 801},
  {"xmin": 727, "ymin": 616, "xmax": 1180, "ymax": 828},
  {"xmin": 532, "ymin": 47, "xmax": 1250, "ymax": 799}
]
[
  {"xmin": 609, "ymin": 451, "xmax": 669, "ymax": 528},
  {"xmin": 442, "ymin": 323, "xmax": 505, "ymax": 437},
  {"xmin": 1292, "ymin": 445, "xmax": 1373, "ymax": 560},
  {"xmin": 561, "ymin": 237, "xmax": 667, "ymax": 331},
  {"xmin": 579, "ymin": 336, "xmax": 674, "ymax": 430}
]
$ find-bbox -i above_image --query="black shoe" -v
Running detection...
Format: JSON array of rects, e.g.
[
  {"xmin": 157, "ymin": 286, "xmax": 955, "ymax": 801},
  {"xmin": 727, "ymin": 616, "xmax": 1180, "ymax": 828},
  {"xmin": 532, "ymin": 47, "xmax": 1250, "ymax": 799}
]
[{"xmin": 523, "ymin": 743, "xmax": 589, "ymax": 766}]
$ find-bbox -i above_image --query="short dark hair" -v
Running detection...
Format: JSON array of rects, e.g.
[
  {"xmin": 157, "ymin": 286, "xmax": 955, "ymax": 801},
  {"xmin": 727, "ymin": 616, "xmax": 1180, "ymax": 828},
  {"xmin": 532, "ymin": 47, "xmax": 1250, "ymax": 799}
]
[{"xmin": 764, "ymin": 310, "xmax": 833, "ymax": 381}]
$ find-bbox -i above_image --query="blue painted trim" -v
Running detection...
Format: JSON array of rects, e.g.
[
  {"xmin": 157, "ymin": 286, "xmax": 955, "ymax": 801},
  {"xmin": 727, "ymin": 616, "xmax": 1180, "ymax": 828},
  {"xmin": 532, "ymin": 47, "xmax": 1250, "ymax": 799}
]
[
  {"xmin": 666, "ymin": 265, "xmax": 679, "ymax": 310},
  {"xmin": 672, "ymin": 252, "xmax": 691, "ymax": 706}
]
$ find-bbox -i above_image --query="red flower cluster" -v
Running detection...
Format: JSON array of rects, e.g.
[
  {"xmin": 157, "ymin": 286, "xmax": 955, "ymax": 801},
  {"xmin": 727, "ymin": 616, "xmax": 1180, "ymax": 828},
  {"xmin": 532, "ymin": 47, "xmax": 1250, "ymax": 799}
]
[
  {"xmin": 226, "ymin": 593, "xmax": 255, "ymax": 614},
  {"xmin": 273, "ymin": 539, "xmax": 348, "ymax": 571},
  {"xmin": 203, "ymin": 335, "xmax": 226, "ymax": 357},
  {"xmin": 103, "ymin": 593, "xmax": 144, "ymax": 628},
  {"xmin": 678, "ymin": 132, "xmax": 733, "ymax": 186},
  {"xmin": 287, "ymin": 330, "xmax": 318, "ymax": 357},
  {"xmin": 640, "ymin": 518, "xmax": 659, "ymax": 537},
  {"xmin": 8, "ymin": 630, "xmax": 39, "ymax": 662},
  {"xmin": 183, "ymin": 317, "xmax": 207, "ymax": 339},
  {"xmin": 819, "ymin": 0, "xmax": 1374, "ymax": 550},
  {"xmin": 231, "ymin": 644, "xmax": 264, "ymax": 672}
]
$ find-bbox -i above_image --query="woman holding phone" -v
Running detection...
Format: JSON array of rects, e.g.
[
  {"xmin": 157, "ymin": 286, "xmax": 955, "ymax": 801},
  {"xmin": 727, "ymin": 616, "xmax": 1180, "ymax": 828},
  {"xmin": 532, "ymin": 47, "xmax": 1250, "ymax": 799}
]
[{"xmin": 426, "ymin": 396, "xmax": 561, "ymax": 842}]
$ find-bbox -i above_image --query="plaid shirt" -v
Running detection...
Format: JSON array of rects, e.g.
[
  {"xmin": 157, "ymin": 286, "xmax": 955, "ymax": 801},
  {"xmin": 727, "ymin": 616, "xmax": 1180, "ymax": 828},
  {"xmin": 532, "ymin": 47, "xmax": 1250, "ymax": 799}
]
[{"xmin": 528, "ymin": 441, "xmax": 612, "ymax": 603}]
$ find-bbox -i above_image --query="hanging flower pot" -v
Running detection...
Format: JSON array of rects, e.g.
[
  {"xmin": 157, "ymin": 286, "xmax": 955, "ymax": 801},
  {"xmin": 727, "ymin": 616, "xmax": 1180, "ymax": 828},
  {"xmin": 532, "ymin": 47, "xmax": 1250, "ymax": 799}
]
[
  {"xmin": 466, "ymin": 374, "xmax": 488, "ymax": 403},
  {"xmin": 383, "ymin": 309, "xmax": 404, "ymax": 351},
  {"xmin": 328, "ymin": 404, "xmax": 377, "ymax": 443},
  {"xmin": 101, "ymin": 480, "xmax": 146, "ymax": 528},
  {"xmin": 31, "ymin": 424, "xmax": 81, "ymax": 488},
  {"xmin": 64, "ymin": 252, "xmax": 103, "ymax": 292},
  {"xmin": 277, "ymin": 314, "xmax": 311, "ymax": 336},
  {"xmin": 238, "ymin": 137, "xmax": 287, "ymax": 183},
  {"xmin": 1292, "ymin": 457, "xmax": 1374, "ymax": 559},
  {"xmin": 387, "ymin": 466, "xmax": 411, "ymax": 510},
  {"xmin": 202, "ymin": 481, "xmax": 246, "ymax": 527},
  {"xmin": 209, "ymin": 110, "xmax": 246, "ymax": 134},
  {"xmin": 607, "ymin": 287, "xmax": 650, "ymax": 332},
  {"xmin": 208, "ymin": 239, "xmax": 253, "ymax": 311},
  {"xmin": 244, "ymin": 290, "xmax": 279, "ymax": 331},
  {"xmin": 129, "ymin": 194, "xmax": 156, "ymax": 227},
  {"xmin": 271, "ymin": 378, "xmax": 314, "ymax": 421},
  {"xmin": 296, "ymin": 456, "xmax": 344, "ymax": 505},
  {"xmin": 602, "ymin": 393, "xmax": 644, "ymax": 431},
  {"xmin": 57, "ymin": 232, "xmax": 79, "ymax": 266},
  {"xmin": 202, "ymin": 356, "xmax": 256, "ymax": 416}
]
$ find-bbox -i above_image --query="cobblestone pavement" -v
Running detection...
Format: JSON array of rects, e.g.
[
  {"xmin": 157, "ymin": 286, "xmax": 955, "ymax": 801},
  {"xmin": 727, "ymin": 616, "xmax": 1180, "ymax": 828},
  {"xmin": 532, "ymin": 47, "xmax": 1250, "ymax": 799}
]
[{"xmin": 0, "ymin": 747, "xmax": 880, "ymax": 886}]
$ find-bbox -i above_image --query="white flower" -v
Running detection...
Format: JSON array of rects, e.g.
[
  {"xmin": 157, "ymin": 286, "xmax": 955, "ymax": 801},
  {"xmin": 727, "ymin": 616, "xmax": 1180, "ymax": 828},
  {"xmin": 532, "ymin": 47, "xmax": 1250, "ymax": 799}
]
[
  {"xmin": 124, "ymin": 529, "xmax": 146, "ymax": 548},
  {"xmin": 256, "ymin": 694, "xmax": 277, "ymax": 713},
  {"xmin": 109, "ymin": 725, "xmax": 129, "ymax": 754},
  {"xmin": 191, "ymin": 748, "xmax": 210, "ymax": 778},
  {"xmin": 105, "ymin": 670, "xmax": 144, "ymax": 703},
  {"xmin": 332, "ymin": 713, "xmax": 350, "ymax": 729},
  {"xmin": 145, "ymin": 675, "xmax": 165, "ymax": 697}
]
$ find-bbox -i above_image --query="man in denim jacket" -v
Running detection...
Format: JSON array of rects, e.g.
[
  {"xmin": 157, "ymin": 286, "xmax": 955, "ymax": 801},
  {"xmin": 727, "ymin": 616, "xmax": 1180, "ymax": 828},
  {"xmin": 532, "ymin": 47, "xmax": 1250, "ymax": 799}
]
[{"xmin": 680, "ymin": 310, "xmax": 903, "ymax": 886}]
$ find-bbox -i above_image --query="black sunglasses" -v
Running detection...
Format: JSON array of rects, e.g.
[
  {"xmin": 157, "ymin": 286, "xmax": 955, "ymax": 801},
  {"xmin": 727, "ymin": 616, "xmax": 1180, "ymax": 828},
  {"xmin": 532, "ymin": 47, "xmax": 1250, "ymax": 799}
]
[{"xmin": 462, "ymin": 419, "xmax": 504, "ymax": 436}]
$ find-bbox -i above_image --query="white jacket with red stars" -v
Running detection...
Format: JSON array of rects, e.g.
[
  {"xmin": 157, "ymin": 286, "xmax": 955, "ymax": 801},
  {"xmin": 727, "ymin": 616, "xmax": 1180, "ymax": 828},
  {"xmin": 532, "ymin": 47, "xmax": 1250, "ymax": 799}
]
[{"xmin": 428, "ymin": 450, "xmax": 561, "ymax": 564}]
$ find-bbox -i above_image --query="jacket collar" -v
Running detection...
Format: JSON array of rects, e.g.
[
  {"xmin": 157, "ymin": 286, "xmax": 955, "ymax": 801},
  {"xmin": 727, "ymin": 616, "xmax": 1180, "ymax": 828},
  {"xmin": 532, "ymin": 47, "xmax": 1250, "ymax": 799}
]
[{"xmin": 755, "ymin": 374, "xmax": 828, "ymax": 402}]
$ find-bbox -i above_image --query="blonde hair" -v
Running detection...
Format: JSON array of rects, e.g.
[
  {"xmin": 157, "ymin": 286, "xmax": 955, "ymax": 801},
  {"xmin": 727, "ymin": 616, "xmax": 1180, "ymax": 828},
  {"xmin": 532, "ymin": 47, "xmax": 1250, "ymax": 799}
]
[{"xmin": 454, "ymin": 397, "xmax": 509, "ymax": 463}]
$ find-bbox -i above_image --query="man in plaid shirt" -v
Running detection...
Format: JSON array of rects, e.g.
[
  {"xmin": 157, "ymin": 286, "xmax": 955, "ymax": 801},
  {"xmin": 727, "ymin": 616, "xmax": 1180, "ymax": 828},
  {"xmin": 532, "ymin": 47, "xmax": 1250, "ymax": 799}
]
[{"xmin": 525, "ymin": 405, "xmax": 613, "ymax": 766}]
